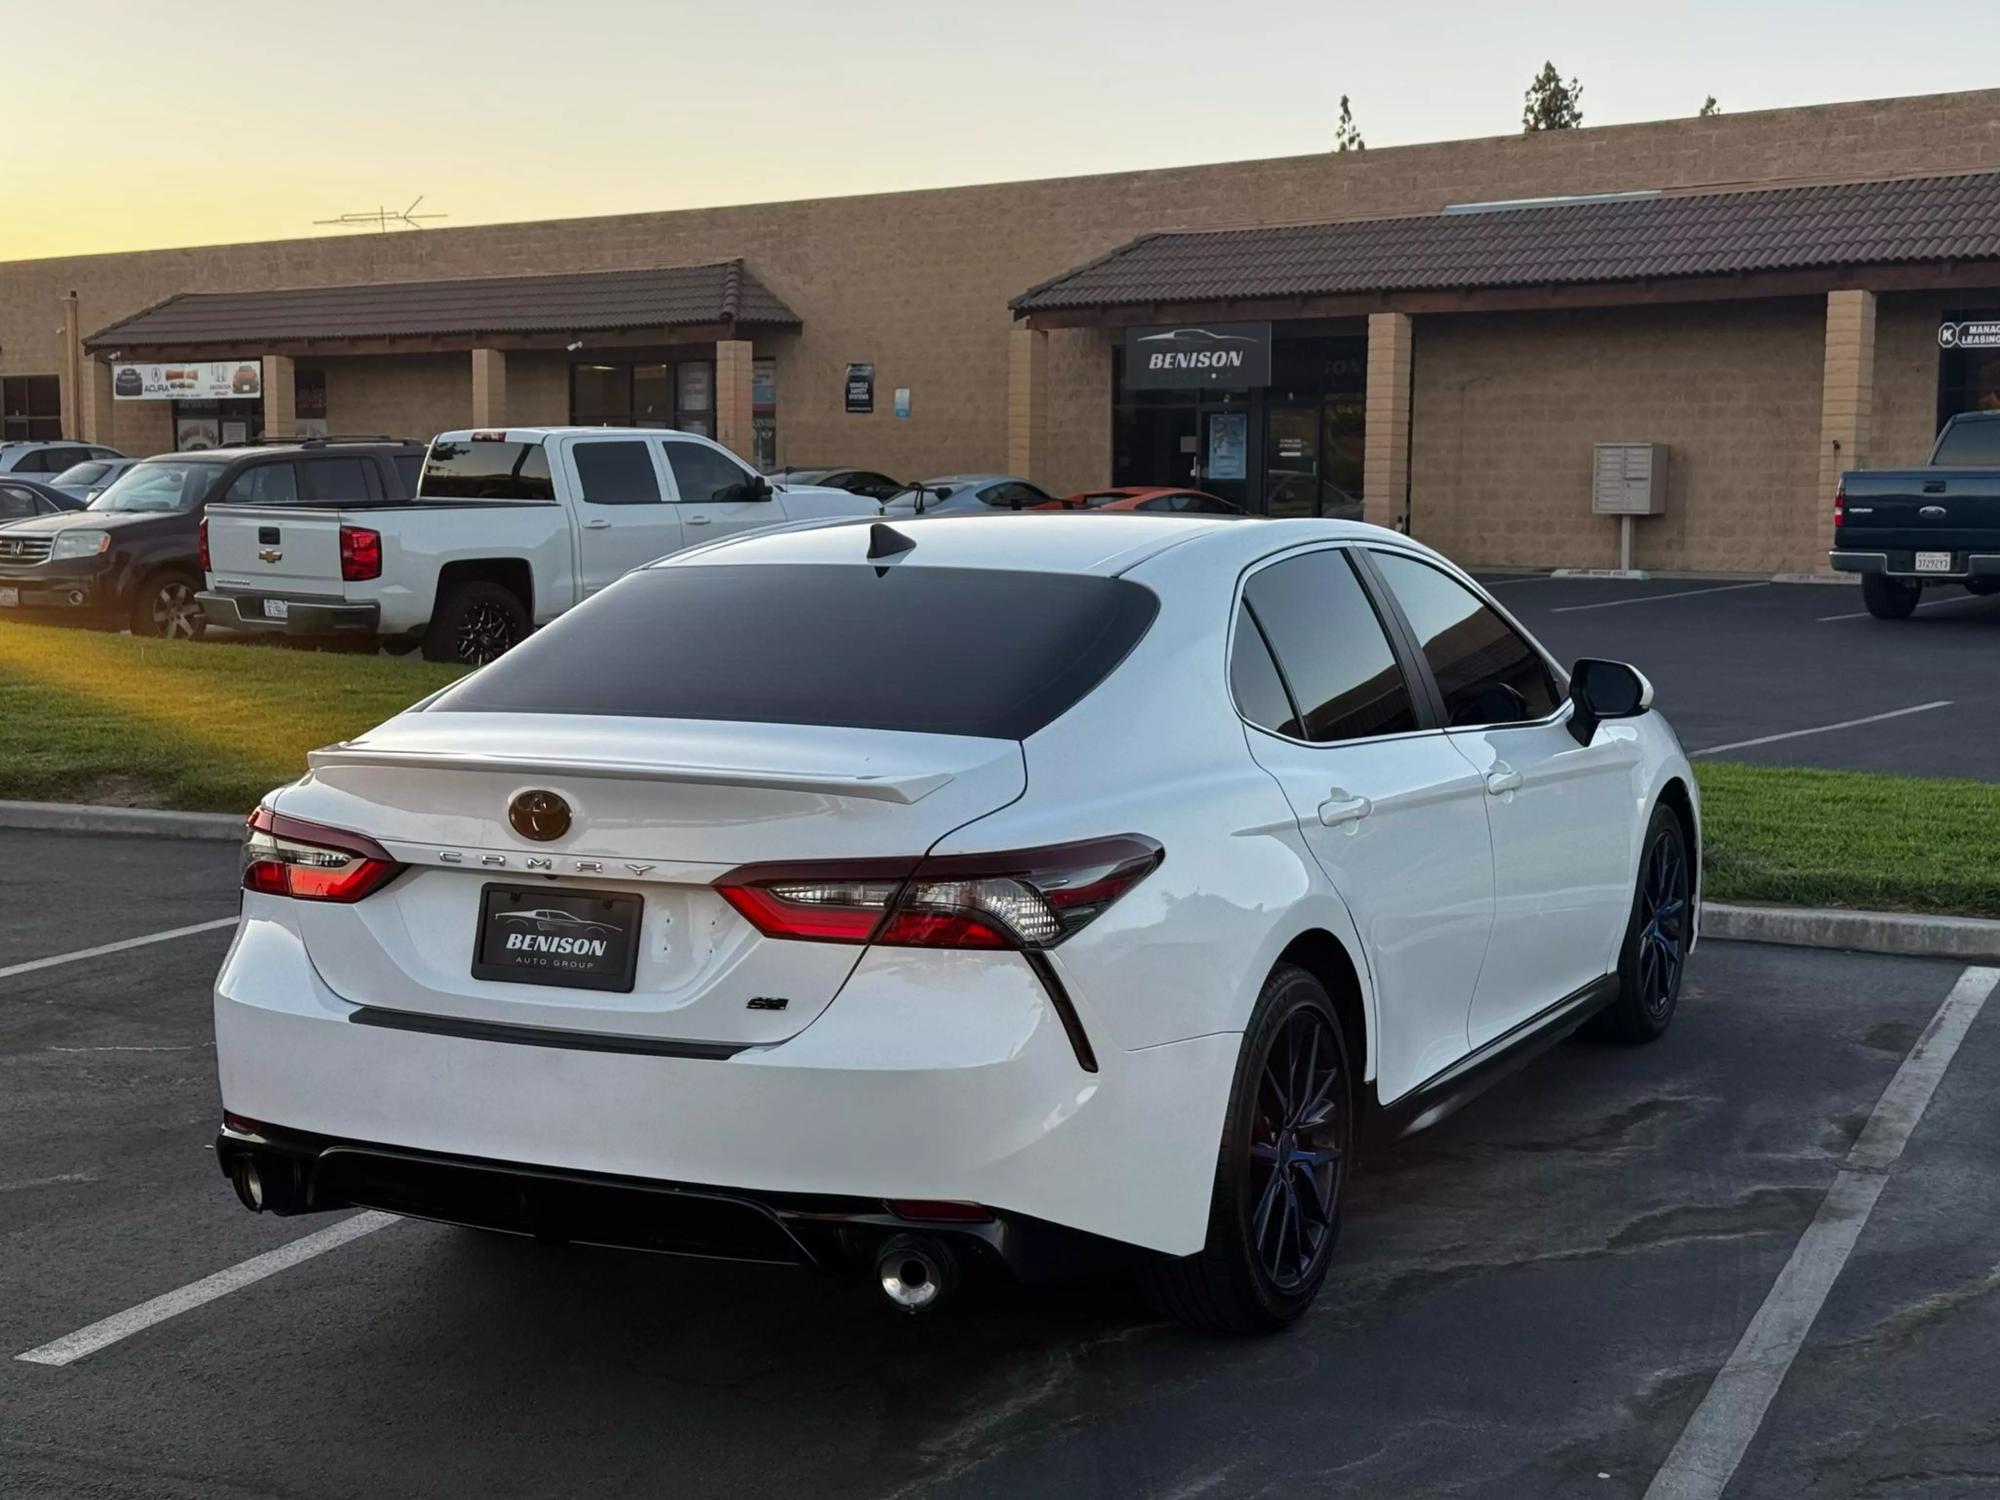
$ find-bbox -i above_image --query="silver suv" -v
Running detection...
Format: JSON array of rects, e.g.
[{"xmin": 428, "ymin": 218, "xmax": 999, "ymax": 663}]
[{"xmin": 0, "ymin": 440, "xmax": 124, "ymax": 476}]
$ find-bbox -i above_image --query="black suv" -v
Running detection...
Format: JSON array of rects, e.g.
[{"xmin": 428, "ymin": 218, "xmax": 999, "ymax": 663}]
[{"xmin": 0, "ymin": 437, "xmax": 425, "ymax": 639}]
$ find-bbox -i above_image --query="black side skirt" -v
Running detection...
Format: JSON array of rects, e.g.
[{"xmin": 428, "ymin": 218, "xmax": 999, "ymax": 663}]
[{"xmin": 1361, "ymin": 974, "xmax": 1620, "ymax": 1153}]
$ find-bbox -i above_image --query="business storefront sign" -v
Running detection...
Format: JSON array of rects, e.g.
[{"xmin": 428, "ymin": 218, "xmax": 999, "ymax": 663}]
[
  {"xmin": 113, "ymin": 360, "xmax": 262, "ymax": 401},
  {"xmin": 845, "ymin": 362, "xmax": 875, "ymax": 413},
  {"xmin": 1123, "ymin": 322, "xmax": 1272, "ymax": 391},
  {"xmin": 1939, "ymin": 320, "xmax": 2000, "ymax": 350}
]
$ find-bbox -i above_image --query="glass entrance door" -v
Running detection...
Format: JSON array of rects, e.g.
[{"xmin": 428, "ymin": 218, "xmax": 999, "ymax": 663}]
[{"xmin": 1263, "ymin": 396, "xmax": 1364, "ymax": 519}]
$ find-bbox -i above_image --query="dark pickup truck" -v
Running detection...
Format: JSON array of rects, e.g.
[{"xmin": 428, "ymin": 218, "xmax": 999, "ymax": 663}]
[{"xmin": 1832, "ymin": 410, "xmax": 2000, "ymax": 618}]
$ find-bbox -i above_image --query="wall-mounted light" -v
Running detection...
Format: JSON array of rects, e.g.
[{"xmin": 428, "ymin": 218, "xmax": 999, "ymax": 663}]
[{"xmin": 565, "ymin": 340, "xmax": 583, "ymax": 352}]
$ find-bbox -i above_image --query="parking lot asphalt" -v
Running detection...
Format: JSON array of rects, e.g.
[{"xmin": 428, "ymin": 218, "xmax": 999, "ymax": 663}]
[
  {"xmin": 1477, "ymin": 574, "xmax": 2000, "ymax": 777},
  {"xmin": 6, "ymin": 831, "xmax": 2000, "ymax": 1497}
]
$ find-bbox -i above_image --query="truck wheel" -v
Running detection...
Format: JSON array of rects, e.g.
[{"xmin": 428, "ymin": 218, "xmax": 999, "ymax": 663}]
[
  {"xmin": 130, "ymin": 568, "xmax": 207, "ymax": 641},
  {"xmin": 423, "ymin": 581, "xmax": 528, "ymax": 665},
  {"xmin": 1861, "ymin": 574, "xmax": 1921, "ymax": 620}
]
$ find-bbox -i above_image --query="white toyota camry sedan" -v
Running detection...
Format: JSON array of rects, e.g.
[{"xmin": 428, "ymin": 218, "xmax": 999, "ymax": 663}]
[{"xmin": 214, "ymin": 512, "xmax": 1697, "ymax": 1333}]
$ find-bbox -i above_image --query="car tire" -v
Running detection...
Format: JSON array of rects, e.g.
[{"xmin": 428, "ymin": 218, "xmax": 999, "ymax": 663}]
[
  {"xmin": 1139, "ymin": 963, "xmax": 1352, "ymax": 1334},
  {"xmin": 129, "ymin": 567, "xmax": 207, "ymax": 641},
  {"xmin": 422, "ymin": 581, "xmax": 529, "ymax": 665},
  {"xmin": 1861, "ymin": 573, "xmax": 1921, "ymax": 620},
  {"xmin": 1591, "ymin": 803, "xmax": 1693, "ymax": 1045}
]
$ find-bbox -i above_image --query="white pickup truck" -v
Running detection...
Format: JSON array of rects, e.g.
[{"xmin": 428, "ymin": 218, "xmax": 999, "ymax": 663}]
[{"xmin": 197, "ymin": 427, "xmax": 879, "ymax": 662}]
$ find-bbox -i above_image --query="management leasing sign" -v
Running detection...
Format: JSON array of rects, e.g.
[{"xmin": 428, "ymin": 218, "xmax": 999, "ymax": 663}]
[{"xmin": 1122, "ymin": 322, "xmax": 1272, "ymax": 391}]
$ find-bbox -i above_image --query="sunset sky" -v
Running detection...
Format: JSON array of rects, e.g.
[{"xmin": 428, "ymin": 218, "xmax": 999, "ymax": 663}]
[{"xmin": 6, "ymin": 0, "xmax": 1994, "ymax": 262}]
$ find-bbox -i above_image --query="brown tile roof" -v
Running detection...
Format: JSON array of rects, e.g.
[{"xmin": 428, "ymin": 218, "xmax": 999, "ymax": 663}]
[
  {"xmin": 1013, "ymin": 171, "xmax": 2000, "ymax": 313},
  {"xmin": 84, "ymin": 260, "xmax": 799, "ymax": 349}
]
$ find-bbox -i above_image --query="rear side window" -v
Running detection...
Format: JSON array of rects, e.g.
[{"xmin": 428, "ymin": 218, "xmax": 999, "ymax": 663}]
[
  {"xmin": 432, "ymin": 565, "xmax": 1159, "ymax": 739},
  {"xmin": 1229, "ymin": 606, "xmax": 1299, "ymax": 737},
  {"xmin": 421, "ymin": 440, "xmax": 554, "ymax": 500},
  {"xmin": 1242, "ymin": 550, "xmax": 1417, "ymax": 743},
  {"xmin": 0, "ymin": 485, "xmax": 39, "ymax": 519},
  {"xmin": 391, "ymin": 453, "xmax": 422, "ymax": 497},
  {"xmin": 1370, "ymin": 551, "xmax": 1559, "ymax": 727},
  {"xmin": 301, "ymin": 457, "xmax": 375, "ymax": 502},
  {"xmin": 574, "ymin": 441, "xmax": 663, "ymax": 505}
]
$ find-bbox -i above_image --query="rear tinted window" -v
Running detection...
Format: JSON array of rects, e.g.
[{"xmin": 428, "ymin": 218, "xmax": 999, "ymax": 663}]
[
  {"xmin": 433, "ymin": 564, "xmax": 1159, "ymax": 739},
  {"xmin": 1933, "ymin": 419, "xmax": 2000, "ymax": 466},
  {"xmin": 1243, "ymin": 550, "xmax": 1418, "ymax": 743},
  {"xmin": 392, "ymin": 453, "xmax": 422, "ymax": 496},
  {"xmin": 420, "ymin": 440, "xmax": 554, "ymax": 500}
]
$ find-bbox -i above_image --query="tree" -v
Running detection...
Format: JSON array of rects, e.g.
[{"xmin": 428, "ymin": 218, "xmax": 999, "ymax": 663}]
[
  {"xmin": 1698, "ymin": 95, "xmax": 1721, "ymax": 117},
  {"xmin": 1522, "ymin": 62, "xmax": 1584, "ymax": 132},
  {"xmin": 1334, "ymin": 95, "xmax": 1366, "ymax": 153}
]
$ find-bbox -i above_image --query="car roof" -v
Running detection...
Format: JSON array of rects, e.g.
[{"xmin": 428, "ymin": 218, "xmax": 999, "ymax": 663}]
[
  {"xmin": 916, "ymin": 473, "xmax": 1014, "ymax": 486},
  {"xmin": 656, "ymin": 512, "xmax": 1410, "ymax": 578}
]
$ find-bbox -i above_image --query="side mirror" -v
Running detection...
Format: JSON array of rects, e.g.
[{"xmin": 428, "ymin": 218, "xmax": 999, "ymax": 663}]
[
  {"xmin": 722, "ymin": 477, "xmax": 773, "ymax": 502},
  {"xmin": 1567, "ymin": 658, "xmax": 1653, "ymax": 745}
]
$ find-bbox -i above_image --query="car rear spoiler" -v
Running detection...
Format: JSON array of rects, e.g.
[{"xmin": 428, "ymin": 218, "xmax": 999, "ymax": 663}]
[{"xmin": 305, "ymin": 745, "xmax": 954, "ymax": 804}]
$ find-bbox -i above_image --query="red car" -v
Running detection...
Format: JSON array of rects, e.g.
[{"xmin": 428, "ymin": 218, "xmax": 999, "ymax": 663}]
[{"xmin": 1038, "ymin": 486, "xmax": 1242, "ymax": 515}]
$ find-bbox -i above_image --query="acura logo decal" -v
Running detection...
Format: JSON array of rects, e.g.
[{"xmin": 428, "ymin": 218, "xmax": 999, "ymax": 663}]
[{"xmin": 508, "ymin": 789, "xmax": 572, "ymax": 842}]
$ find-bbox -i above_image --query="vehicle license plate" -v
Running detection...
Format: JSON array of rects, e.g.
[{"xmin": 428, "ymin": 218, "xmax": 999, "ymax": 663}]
[
  {"xmin": 471, "ymin": 884, "xmax": 643, "ymax": 994},
  {"xmin": 1914, "ymin": 551, "xmax": 1954, "ymax": 573},
  {"xmin": 0, "ymin": 587, "xmax": 16, "ymax": 607},
  {"xmin": 262, "ymin": 599, "xmax": 290, "ymax": 620}
]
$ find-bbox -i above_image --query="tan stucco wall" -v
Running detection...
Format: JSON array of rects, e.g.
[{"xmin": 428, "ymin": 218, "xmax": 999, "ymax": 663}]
[
  {"xmin": 1410, "ymin": 300, "xmax": 1828, "ymax": 574},
  {"xmin": 313, "ymin": 354, "xmax": 471, "ymax": 442}
]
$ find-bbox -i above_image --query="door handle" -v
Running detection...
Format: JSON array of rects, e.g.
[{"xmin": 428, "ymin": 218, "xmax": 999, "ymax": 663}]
[
  {"xmin": 1485, "ymin": 763, "xmax": 1524, "ymax": 796},
  {"xmin": 1317, "ymin": 791, "xmax": 1373, "ymax": 828},
  {"xmin": 686, "ymin": 515, "xmax": 713, "ymax": 526},
  {"xmin": 582, "ymin": 518, "xmax": 611, "ymax": 530}
]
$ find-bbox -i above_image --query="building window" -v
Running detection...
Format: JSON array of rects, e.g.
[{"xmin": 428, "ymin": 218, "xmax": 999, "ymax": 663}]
[
  {"xmin": 571, "ymin": 360, "xmax": 717, "ymax": 434},
  {"xmin": 1, "ymin": 375, "xmax": 63, "ymax": 442},
  {"xmin": 1939, "ymin": 309, "xmax": 2000, "ymax": 430}
]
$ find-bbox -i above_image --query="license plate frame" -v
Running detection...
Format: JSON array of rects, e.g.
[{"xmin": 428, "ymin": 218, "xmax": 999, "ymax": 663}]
[
  {"xmin": 1914, "ymin": 551, "xmax": 1955, "ymax": 574},
  {"xmin": 261, "ymin": 598, "xmax": 290, "ymax": 620},
  {"xmin": 472, "ymin": 884, "xmax": 643, "ymax": 993},
  {"xmin": 0, "ymin": 587, "xmax": 16, "ymax": 608}
]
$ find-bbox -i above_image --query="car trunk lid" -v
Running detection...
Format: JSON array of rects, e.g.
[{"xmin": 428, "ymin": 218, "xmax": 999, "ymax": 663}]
[{"xmin": 275, "ymin": 713, "xmax": 1025, "ymax": 1046}]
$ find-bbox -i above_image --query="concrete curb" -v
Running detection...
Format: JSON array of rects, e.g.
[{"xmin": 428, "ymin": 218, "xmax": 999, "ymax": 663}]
[
  {"xmin": 0, "ymin": 799, "xmax": 244, "ymax": 842},
  {"xmin": 1705, "ymin": 901, "xmax": 2000, "ymax": 964}
]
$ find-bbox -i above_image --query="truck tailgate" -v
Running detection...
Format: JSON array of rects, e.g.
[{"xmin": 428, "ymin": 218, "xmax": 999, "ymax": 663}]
[
  {"xmin": 1839, "ymin": 470, "xmax": 2000, "ymax": 552},
  {"xmin": 204, "ymin": 506, "xmax": 348, "ymax": 597}
]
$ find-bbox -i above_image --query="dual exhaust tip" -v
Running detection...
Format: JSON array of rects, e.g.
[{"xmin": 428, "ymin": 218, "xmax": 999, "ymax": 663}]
[{"xmin": 228, "ymin": 1152, "xmax": 308, "ymax": 1216}]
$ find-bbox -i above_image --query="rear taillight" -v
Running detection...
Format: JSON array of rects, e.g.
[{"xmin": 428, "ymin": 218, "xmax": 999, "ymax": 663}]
[
  {"xmin": 1833, "ymin": 480, "xmax": 1846, "ymax": 530},
  {"xmin": 717, "ymin": 836, "xmax": 1162, "ymax": 951},
  {"xmin": 197, "ymin": 515, "xmax": 210, "ymax": 572},
  {"xmin": 242, "ymin": 806, "xmax": 403, "ymax": 902},
  {"xmin": 339, "ymin": 525, "xmax": 382, "ymax": 582}
]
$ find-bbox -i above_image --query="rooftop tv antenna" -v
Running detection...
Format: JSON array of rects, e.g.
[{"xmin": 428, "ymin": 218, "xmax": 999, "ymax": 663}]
[{"xmin": 313, "ymin": 195, "xmax": 448, "ymax": 232}]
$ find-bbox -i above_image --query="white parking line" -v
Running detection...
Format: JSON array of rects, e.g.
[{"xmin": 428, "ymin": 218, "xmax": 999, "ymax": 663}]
[
  {"xmin": 1644, "ymin": 965, "xmax": 1999, "ymax": 1500},
  {"xmin": 15, "ymin": 1211, "xmax": 396, "ymax": 1367},
  {"xmin": 0, "ymin": 917, "xmax": 237, "ymax": 983},
  {"xmin": 1549, "ymin": 582, "xmax": 1769, "ymax": 614},
  {"xmin": 1818, "ymin": 594, "xmax": 1987, "ymax": 622},
  {"xmin": 1688, "ymin": 700, "xmax": 1952, "ymax": 758}
]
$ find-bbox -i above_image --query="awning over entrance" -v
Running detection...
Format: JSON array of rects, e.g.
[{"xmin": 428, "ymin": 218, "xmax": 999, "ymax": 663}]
[
  {"xmin": 83, "ymin": 259, "xmax": 801, "ymax": 358},
  {"xmin": 1012, "ymin": 170, "xmax": 2000, "ymax": 325}
]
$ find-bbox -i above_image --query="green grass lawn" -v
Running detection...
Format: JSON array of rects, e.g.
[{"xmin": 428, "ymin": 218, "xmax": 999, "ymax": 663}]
[
  {"xmin": 1, "ymin": 621, "xmax": 1995, "ymax": 917},
  {"xmin": 0, "ymin": 620, "xmax": 463, "ymax": 812},
  {"xmin": 1694, "ymin": 761, "xmax": 2000, "ymax": 918}
]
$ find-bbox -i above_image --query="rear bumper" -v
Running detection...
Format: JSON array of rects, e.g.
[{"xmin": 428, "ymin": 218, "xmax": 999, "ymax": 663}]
[
  {"xmin": 213, "ymin": 906, "xmax": 1239, "ymax": 1258},
  {"xmin": 1829, "ymin": 549, "xmax": 2000, "ymax": 580},
  {"xmin": 198, "ymin": 590, "xmax": 380, "ymax": 635}
]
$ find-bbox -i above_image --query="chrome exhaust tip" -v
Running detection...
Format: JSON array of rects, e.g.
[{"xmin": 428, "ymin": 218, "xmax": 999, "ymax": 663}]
[
  {"xmin": 232, "ymin": 1157, "xmax": 265, "ymax": 1212},
  {"xmin": 874, "ymin": 1234, "xmax": 957, "ymax": 1314}
]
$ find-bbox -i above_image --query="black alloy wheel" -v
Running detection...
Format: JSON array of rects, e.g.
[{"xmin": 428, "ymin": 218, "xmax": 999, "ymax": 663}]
[
  {"xmin": 1594, "ymin": 803, "xmax": 1692, "ymax": 1044},
  {"xmin": 1140, "ymin": 964, "xmax": 1351, "ymax": 1333},
  {"xmin": 455, "ymin": 600, "xmax": 518, "ymax": 665},
  {"xmin": 1248, "ymin": 1008, "xmax": 1347, "ymax": 1292}
]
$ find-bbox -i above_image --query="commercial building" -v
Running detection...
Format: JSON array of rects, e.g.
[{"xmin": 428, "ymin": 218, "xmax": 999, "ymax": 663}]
[{"xmin": 6, "ymin": 87, "xmax": 2000, "ymax": 573}]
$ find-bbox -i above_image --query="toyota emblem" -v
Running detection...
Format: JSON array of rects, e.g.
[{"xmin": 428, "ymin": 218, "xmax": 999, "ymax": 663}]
[{"xmin": 508, "ymin": 790, "xmax": 572, "ymax": 842}]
